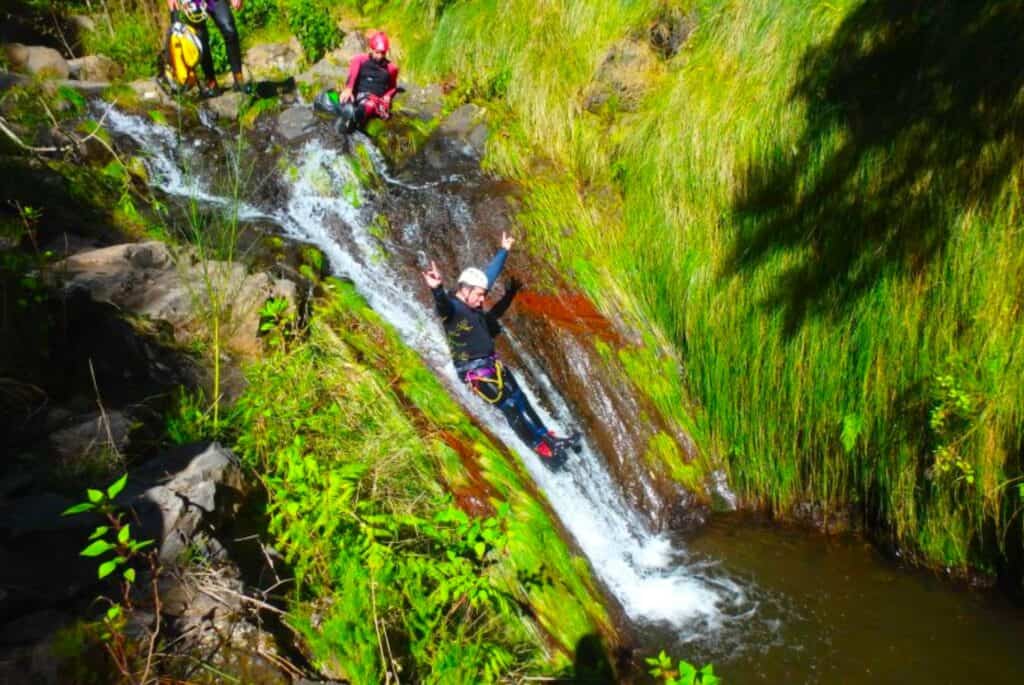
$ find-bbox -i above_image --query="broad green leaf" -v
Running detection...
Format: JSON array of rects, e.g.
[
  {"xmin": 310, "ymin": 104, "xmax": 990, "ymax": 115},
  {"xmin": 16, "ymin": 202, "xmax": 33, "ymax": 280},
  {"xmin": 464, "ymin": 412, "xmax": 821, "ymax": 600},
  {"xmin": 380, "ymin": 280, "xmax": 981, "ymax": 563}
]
[
  {"xmin": 81, "ymin": 540, "xmax": 114, "ymax": 557},
  {"xmin": 86, "ymin": 489, "xmax": 104, "ymax": 504},
  {"xmin": 117, "ymin": 525, "xmax": 131, "ymax": 544},
  {"xmin": 107, "ymin": 474, "xmax": 128, "ymax": 499},
  {"xmin": 89, "ymin": 526, "xmax": 109, "ymax": 540},
  {"xmin": 102, "ymin": 160, "xmax": 126, "ymax": 182},
  {"xmin": 148, "ymin": 110, "xmax": 167, "ymax": 125},
  {"xmin": 62, "ymin": 502, "xmax": 94, "ymax": 516},
  {"xmin": 123, "ymin": 567, "xmax": 136, "ymax": 583},
  {"xmin": 98, "ymin": 559, "xmax": 118, "ymax": 579},
  {"xmin": 840, "ymin": 414, "xmax": 863, "ymax": 454},
  {"xmin": 57, "ymin": 85, "xmax": 86, "ymax": 112},
  {"xmin": 106, "ymin": 604, "xmax": 122, "ymax": 620}
]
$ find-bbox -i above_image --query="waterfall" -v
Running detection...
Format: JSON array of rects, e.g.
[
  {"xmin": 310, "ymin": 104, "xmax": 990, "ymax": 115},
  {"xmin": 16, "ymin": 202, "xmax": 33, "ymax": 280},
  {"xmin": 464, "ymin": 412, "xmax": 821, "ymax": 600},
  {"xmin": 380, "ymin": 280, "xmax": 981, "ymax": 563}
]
[{"xmin": 102, "ymin": 105, "xmax": 760, "ymax": 639}]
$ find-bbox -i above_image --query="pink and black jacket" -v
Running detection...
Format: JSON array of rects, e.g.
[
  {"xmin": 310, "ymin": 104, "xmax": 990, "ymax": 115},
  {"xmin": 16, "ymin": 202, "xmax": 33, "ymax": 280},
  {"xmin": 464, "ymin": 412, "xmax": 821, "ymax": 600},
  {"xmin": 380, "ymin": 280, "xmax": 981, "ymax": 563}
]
[{"xmin": 346, "ymin": 54, "xmax": 399, "ymax": 119}]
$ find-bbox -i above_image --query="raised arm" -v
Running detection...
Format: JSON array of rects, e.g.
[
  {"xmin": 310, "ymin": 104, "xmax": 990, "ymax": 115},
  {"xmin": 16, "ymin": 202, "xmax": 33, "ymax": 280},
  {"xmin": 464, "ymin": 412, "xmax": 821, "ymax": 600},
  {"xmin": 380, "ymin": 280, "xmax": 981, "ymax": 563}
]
[
  {"xmin": 483, "ymin": 232, "xmax": 515, "ymax": 287},
  {"xmin": 422, "ymin": 260, "xmax": 453, "ymax": 320}
]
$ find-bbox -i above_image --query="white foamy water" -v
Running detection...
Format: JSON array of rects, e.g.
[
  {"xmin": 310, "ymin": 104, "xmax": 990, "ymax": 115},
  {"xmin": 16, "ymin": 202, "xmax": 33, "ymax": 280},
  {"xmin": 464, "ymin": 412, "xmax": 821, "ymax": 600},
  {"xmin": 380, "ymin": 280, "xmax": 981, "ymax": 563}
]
[{"xmin": 103, "ymin": 107, "xmax": 755, "ymax": 633}]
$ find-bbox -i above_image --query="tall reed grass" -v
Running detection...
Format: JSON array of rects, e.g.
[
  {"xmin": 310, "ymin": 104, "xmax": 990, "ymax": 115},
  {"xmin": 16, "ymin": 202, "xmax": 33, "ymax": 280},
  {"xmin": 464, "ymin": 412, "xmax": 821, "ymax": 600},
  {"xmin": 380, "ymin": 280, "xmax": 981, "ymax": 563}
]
[{"xmin": 373, "ymin": 0, "xmax": 1024, "ymax": 572}]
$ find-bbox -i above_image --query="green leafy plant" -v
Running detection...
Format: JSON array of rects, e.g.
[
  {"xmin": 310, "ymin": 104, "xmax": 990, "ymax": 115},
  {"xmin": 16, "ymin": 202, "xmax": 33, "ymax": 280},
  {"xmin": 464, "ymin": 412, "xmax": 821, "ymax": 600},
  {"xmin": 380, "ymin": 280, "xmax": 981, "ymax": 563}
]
[
  {"xmin": 165, "ymin": 387, "xmax": 218, "ymax": 444},
  {"xmin": 232, "ymin": 284, "xmax": 611, "ymax": 680},
  {"xmin": 928, "ymin": 369, "xmax": 981, "ymax": 485},
  {"xmin": 258, "ymin": 295, "xmax": 296, "ymax": 350},
  {"xmin": 646, "ymin": 650, "xmax": 720, "ymax": 685},
  {"xmin": 284, "ymin": 0, "xmax": 341, "ymax": 62},
  {"xmin": 62, "ymin": 475, "xmax": 160, "ymax": 683}
]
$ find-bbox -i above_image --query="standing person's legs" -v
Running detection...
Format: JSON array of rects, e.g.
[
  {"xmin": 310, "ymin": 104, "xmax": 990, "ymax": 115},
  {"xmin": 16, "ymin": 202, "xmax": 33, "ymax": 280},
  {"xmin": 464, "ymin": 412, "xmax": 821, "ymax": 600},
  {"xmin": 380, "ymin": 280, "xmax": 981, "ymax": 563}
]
[
  {"xmin": 208, "ymin": 0, "xmax": 245, "ymax": 86},
  {"xmin": 188, "ymin": 17, "xmax": 216, "ymax": 85}
]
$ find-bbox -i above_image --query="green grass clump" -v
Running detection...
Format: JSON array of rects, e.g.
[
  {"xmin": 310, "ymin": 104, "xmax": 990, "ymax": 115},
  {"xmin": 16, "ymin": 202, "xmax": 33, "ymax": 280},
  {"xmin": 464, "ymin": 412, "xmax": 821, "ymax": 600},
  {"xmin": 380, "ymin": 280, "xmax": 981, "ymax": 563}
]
[
  {"xmin": 232, "ymin": 280, "xmax": 612, "ymax": 682},
  {"xmin": 347, "ymin": 0, "xmax": 1024, "ymax": 576}
]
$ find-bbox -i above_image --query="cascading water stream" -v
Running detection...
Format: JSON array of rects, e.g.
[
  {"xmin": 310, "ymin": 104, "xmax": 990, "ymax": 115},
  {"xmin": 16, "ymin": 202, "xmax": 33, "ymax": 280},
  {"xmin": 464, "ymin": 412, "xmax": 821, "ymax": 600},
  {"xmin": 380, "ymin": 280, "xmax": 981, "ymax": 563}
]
[{"xmin": 101, "ymin": 106, "xmax": 762, "ymax": 643}]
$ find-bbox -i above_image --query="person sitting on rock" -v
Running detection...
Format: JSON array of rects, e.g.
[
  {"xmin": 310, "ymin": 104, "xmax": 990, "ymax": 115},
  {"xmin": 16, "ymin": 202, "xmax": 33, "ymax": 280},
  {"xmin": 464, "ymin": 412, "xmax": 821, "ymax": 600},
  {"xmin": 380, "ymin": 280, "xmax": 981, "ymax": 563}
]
[
  {"xmin": 422, "ymin": 233, "xmax": 579, "ymax": 467},
  {"xmin": 336, "ymin": 31, "xmax": 398, "ymax": 132},
  {"xmin": 167, "ymin": 0, "xmax": 250, "ymax": 97}
]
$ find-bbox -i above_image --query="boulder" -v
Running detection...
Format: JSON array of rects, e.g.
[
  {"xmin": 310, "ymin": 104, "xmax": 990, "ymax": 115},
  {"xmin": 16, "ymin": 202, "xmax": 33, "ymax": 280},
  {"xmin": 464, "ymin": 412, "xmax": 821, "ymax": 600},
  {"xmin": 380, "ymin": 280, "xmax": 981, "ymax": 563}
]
[
  {"xmin": 397, "ymin": 82, "xmax": 444, "ymax": 122},
  {"xmin": 48, "ymin": 409, "xmax": 132, "ymax": 465},
  {"xmin": 0, "ymin": 493, "xmax": 88, "ymax": 534},
  {"xmin": 328, "ymin": 31, "xmax": 366, "ymax": 67},
  {"xmin": 295, "ymin": 33, "xmax": 363, "ymax": 91},
  {"xmin": 294, "ymin": 58, "xmax": 347, "ymax": 91},
  {"xmin": 68, "ymin": 14, "xmax": 97, "ymax": 34},
  {"xmin": 276, "ymin": 105, "xmax": 317, "ymax": 143},
  {"xmin": 129, "ymin": 442, "xmax": 246, "ymax": 563},
  {"xmin": 582, "ymin": 38, "xmax": 661, "ymax": 114},
  {"xmin": 67, "ymin": 54, "xmax": 122, "ymax": 81},
  {"xmin": 129, "ymin": 78, "xmax": 174, "ymax": 106},
  {"xmin": 416, "ymin": 103, "xmax": 489, "ymax": 173},
  {"xmin": 0, "ymin": 610, "xmax": 71, "ymax": 646},
  {"xmin": 3, "ymin": 44, "xmax": 70, "ymax": 79},
  {"xmin": 205, "ymin": 90, "xmax": 246, "ymax": 121},
  {"xmin": 245, "ymin": 38, "xmax": 303, "ymax": 78},
  {"xmin": 53, "ymin": 241, "xmax": 298, "ymax": 357},
  {"xmin": 0, "ymin": 493, "xmax": 100, "ymax": 610}
]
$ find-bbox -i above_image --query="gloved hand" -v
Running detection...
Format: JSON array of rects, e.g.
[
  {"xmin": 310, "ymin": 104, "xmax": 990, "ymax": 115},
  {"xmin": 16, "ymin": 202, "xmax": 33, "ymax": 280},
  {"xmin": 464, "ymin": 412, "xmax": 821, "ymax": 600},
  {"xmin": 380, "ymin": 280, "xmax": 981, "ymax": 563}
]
[
  {"xmin": 506, "ymin": 277, "xmax": 523, "ymax": 295},
  {"xmin": 376, "ymin": 99, "xmax": 391, "ymax": 119}
]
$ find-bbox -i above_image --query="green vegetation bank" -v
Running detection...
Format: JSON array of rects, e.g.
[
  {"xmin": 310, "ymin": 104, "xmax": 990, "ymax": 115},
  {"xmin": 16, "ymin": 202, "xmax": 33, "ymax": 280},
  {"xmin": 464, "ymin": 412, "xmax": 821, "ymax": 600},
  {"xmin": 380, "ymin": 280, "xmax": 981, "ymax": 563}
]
[
  {"xmin": 40, "ymin": 0, "xmax": 1024, "ymax": 588},
  {"xmin": 367, "ymin": 0, "xmax": 1023, "ymax": 579}
]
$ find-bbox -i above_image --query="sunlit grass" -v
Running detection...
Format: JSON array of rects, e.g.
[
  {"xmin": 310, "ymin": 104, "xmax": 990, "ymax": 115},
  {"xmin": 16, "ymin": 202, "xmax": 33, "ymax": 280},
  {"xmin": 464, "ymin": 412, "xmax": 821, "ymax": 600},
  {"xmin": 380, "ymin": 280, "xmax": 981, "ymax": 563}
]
[{"xmin": 375, "ymin": 0, "xmax": 1024, "ymax": 573}]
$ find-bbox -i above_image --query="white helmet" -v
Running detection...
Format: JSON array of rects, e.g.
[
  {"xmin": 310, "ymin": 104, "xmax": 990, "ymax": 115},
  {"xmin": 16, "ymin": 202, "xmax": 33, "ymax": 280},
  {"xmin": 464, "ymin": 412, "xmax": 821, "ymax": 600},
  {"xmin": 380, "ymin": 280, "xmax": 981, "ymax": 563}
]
[{"xmin": 457, "ymin": 267, "xmax": 488, "ymax": 290}]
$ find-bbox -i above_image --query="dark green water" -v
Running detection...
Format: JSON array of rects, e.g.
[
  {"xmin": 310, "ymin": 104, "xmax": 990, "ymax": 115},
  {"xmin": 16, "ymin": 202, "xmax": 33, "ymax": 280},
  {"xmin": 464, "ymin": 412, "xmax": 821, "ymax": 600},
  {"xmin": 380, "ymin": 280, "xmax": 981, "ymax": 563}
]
[{"xmin": 638, "ymin": 514, "xmax": 1024, "ymax": 683}]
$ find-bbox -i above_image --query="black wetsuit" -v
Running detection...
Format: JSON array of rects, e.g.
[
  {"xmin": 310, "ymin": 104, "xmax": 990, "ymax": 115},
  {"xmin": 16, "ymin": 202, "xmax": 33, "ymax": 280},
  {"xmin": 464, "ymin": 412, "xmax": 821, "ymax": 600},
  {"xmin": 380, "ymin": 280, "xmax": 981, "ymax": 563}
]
[
  {"xmin": 430, "ymin": 256, "xmax": 552, "ymax": 450},
  {"xmin": 185, "ymin": 0, "xmax": 242, "ymax": 79}
]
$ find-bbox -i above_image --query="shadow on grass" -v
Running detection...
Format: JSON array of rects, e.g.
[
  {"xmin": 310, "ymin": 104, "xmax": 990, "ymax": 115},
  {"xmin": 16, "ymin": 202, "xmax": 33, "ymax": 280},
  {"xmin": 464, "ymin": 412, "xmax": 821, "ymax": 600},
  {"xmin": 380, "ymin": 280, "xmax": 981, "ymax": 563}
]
[
  {"xmin": 569, "ymin": 633, "xmax": 617, "ymax": 683},
  {"xmin": 724, "ymin": 1, "xmax": 1024, "ymax": 336}
]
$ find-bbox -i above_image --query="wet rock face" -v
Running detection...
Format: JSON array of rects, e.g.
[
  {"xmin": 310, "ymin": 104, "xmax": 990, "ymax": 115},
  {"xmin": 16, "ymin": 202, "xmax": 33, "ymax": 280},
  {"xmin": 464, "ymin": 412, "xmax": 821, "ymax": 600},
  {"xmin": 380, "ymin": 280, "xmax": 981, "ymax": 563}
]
[
  {"xmin": 277, "ymin": 105, "xmax": 319, "ymax": 143},
  {"xmin": 412, "ymin": 103, "xmax": 489, "ymax": 174},
  {"xmin": 376, "ymin": 108, "xmax": 707, "ymax": 530}
]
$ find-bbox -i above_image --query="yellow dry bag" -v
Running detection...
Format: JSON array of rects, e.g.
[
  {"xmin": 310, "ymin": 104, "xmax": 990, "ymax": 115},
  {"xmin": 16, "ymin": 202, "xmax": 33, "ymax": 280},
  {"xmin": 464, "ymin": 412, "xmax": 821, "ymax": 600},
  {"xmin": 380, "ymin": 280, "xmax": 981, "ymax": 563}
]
[{"xmin": 163, "ymin": 21, "xmax": 203, "ymax": 91}]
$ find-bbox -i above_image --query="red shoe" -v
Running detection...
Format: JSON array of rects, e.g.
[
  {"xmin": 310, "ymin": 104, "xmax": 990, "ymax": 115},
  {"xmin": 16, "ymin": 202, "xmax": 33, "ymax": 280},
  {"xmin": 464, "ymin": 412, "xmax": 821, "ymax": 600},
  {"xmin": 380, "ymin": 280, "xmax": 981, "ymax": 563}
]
[{"xmin": 534, "ymin": 440, "xmax": 554, "ymax": 459}]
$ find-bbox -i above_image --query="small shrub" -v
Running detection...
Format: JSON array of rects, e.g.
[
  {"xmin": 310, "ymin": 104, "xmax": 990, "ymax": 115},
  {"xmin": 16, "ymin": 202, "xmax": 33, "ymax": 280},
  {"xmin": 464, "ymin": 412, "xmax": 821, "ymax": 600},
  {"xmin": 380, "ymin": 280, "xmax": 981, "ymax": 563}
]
[
  {"xmin": 83, "ymin": 12, "xmax": 159, "ymax": 81},
  {"xmin": 284, "ymin": 0, "xmax": 341, "ymax": 63}
]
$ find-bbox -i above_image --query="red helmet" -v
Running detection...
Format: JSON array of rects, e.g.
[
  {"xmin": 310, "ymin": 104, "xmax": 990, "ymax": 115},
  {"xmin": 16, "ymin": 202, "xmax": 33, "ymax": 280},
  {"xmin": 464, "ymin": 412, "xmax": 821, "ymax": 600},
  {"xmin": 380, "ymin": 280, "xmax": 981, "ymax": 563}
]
[{"xmin": 369, "ymin": 32, "xmax": 390, "ymax": 53}]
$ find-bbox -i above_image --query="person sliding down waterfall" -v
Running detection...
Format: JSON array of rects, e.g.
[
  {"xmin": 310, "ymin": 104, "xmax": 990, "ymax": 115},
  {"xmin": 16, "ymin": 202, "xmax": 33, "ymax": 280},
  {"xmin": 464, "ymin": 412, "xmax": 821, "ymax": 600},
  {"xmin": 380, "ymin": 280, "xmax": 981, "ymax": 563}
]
[
  {"xmin": 314, "ymin": 32, "xmax": 398, "ymax": 134},
  {"xmin": 422, "ymin": 233, "xmax": 581, "ymax": 468}
]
